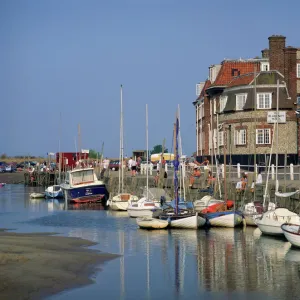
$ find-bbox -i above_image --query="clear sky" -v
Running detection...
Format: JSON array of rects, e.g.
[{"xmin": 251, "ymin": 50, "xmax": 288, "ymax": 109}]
[{"xmin": 1, "ymin": 0, "xmax": 299, "ymax": 158}]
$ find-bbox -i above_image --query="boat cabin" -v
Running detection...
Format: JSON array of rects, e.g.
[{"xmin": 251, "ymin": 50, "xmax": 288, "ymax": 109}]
[{"xmin": 66, "ymin": 168, "xmax": 97, "ymax": 186}]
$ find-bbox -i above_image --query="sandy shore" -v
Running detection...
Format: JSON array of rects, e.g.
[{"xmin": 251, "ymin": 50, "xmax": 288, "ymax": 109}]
[
  {"xmin": 0, "ymin": 229, "xmax": 119, "ymax": 300},
  {"xmin": 0, "ymin": 172, "xmax": 25, "ymax": 184}
]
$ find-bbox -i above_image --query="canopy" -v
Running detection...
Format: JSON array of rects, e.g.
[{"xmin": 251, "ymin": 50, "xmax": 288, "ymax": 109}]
[{"xmin": 275, "ymin": 190, "xmax": 299, "ymax": 198}]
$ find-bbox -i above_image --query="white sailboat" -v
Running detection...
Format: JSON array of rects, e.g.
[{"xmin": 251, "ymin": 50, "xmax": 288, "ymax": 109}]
[
  {"xmin": 159, "ymin": 109, "xmax": 206, "ymax": 229},
  {"xmin": 107, "ymin": 85, "xmax": 138, "ymax": 210},
  {"xmin": 281, "ymin": 223, "xmax": 300, "ymax": 248},
  {"xmin": 194, "ymin": 195, "xmax": 224, "ymax": 212},
  {"xmin": 128, "ymin": 104, "xmax": 162, "ymax": 218}
]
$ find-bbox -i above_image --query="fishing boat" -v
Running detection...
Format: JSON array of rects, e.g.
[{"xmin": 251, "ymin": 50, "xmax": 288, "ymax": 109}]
[
  {"xmin": 60, "ymin": 167, "xmax": 108, "ymax": 204},
  {"xmin": 45, "ymin": 185, "xmax": 63, "ymax": 198},
  {"xmin": 107, "ymin": 85, "xmax": 138, "ymax": 211},
  {"xmin": 136, "ymin": 217, "xmax": 169, "ymax": 229},
  {"xmin": 127, "ymin": 104, "xmax": 162, "ymax": 218},
  {"xmin": 281, "ymin": 224, "xmax": 300, "ymax": 248},
  {"xmin": 30, "ymin": 192, "xmax": 45, "ymax": 199},
  {"xmin": 159, "ymin": 109, "xmax": 206, "ymax": 229}
]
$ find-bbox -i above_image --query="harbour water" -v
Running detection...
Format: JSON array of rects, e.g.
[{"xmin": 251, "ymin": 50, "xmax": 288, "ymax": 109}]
[{"xmin": 1, "ymin": 185, "xmax": 300, "ymax": 300}]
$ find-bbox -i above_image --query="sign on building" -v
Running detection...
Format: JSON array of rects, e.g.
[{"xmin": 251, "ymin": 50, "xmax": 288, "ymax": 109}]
[
  {"xmin": 81, "ymin": 149, "xmax": 90, "ymax": 154},
  {"xmin": 267, "ymin": 111, "xmax": 286, "ymax": 123}
]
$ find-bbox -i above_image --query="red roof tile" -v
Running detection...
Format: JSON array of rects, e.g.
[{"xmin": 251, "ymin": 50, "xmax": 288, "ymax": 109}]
[
  {"xmin": 211, "ymin": 61, "xmax": 260, "ymax": 87},
  {"xmin": 227, "ymin": 73, "xmax": 255, "ymax": 88}
]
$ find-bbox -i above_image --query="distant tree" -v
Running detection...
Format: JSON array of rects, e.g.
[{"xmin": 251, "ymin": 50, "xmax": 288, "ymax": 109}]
[
  {"xmin": 0, "ymin": 153, "xmax": 7, "ymax": 159},
  {"xmin": 89, "ymin": 149, "xmax": 100, "ymax": 159},
  {"xmin": 150, "ymin": 145, "xmax": 169, "ymax": 155}
]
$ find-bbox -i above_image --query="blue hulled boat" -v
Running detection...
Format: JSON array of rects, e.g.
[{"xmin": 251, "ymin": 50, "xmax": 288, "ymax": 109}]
[{"xmin": 60, "ymin": 167, "xmax": 108, "ymax": 204}]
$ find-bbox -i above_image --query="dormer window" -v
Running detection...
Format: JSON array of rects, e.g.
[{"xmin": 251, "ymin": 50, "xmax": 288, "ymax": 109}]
[
  {"xmin": 236, "ymin": 93, "xmax": 247, "ymax": 110},
  {"xmin": 232, "ymin": 68, "xmax": 240, "ymax": 77},
  {"xmin": 260, "ymin": 62, "xmax": 270, "ymax": 71},
  {"xmin": 257, "ymin": 93, "xmax": 272, "ymax": 109}
]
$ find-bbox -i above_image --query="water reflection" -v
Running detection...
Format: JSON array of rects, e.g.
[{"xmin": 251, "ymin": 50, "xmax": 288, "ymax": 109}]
[{"xmin": 2, "ymin": 185, "xmax": 300, "ymax": 299}]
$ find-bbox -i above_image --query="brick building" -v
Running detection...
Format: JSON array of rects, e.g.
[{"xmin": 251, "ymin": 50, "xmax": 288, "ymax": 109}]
[{"xmin": 194, "ymin": 35, "xmax": 299, "ymax": 165}]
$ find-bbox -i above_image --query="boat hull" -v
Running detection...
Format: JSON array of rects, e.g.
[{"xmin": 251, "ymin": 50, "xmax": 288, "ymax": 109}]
[
  {"xmin": 127, "ymin": 208, "xmax": 162, "ymax": 218},
  {"xmin": 244, "ymin": 213, "xmax": 261, "ymax": 226},
  {"xmin": 137, "ymin": 217, "xmax": 169, "ymax": 229},
  {"xmin": 45, "ymin": 191, "xmax": 63, "ymax": 199},
  {"xmin": 160, "ymin": 213, "xmax": 206, "ymax": 229},
  {"xmin": 63, "ymin": 184, "xmax": 108, "ymax": 204},
  {"xmin": 281, "ymin": 224, "xmax": 300, "ymax": 248},
  {"xmin": 256, "ymin": 222, "xmax": 284, "ymax": 236},
  {"xmin": 110, "ymin": 201, "xmax": 129, "ymax": 211},
  {"xmin": 206, "ymin": 211, "xmax": 243, "ymax": 228}
]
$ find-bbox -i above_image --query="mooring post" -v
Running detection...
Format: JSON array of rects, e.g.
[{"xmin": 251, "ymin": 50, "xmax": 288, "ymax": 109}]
[
  {"xmin": 290, "ymin": 163, "xmax": 294, "ymax": 181},
  {"xmin": 237, "ymin": 163, "xmax": 241, "ymax": 178}
]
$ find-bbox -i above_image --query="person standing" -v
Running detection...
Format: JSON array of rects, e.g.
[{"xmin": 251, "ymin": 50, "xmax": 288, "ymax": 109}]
[
  {"xmin": 131, "ymin": 158, "xmax": 137, "ymax": 176},
  {"xmin": 128, "ymin": 157, "xmax": 133, "ymax": 171}
]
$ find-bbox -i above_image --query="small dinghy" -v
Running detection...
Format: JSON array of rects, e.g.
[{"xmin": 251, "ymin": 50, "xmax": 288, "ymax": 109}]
[
  {"xmin": 281, "ymin": 224, "xmax": 300, "ymax": 248},
  {"xmin": 136, "ymin": 217, "xmax": 169, "ymax": 229},
  {"xmin": 45, "ymin": 185, "xmax": 63, "ymax": 198},
  {"xmin": 30, "ymin": 193, "xmax": 45, "ymax": 199}
]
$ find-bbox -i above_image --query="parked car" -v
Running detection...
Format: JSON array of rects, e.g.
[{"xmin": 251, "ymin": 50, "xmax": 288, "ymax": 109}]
[
  {"xmin": 0, "ymin": 165, "xmax": 5, "ymax": 173},
  {"xmin": 4, "ymin": 164, "xmax": 16, "ymax": 173},
  {"xmin": 109, "ymin": 160, "xmax": 120, "ymax": 171}
]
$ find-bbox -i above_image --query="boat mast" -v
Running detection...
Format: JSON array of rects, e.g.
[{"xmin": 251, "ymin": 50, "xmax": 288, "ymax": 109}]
[
  {"xmin": 178, "ymin": 104, "xmax": 186, "ymax": 201},
  {"xmin": 146, "ymin": 104, "xmax": 149, "ymax": 199},
  {"xmin": 275, "ymin": 79, "xmax": 279, "ymax": 194},
  {"xmin": 58, "ymin": 112, "xmax": 62, "ymax": 184},
  {"xmin": 224, "ymin": 128, "xmax": 227, "ymax": 201},
  {"xmin": 174, "ymin": 111, "xmax": 179, "ymax": 215},
  {"xmin": 118, "ymin": 84, "xmax": 124, "ymax": 194}
]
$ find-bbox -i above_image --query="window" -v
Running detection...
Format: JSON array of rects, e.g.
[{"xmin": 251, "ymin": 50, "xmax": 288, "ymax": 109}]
[
  {"xmin": 260, "ymin": 62, "xmax": 270, "ymax": 71},
  {"xmin": 218, "ymin": 131, "xmax": 224, "ymax": 146},
  {"xmin": 256, "ymin": 129, "xmax": 271, "ymax": 145},
  {"xmin": 234, "ymin": 129, "xmax": 246, "ymax": 145},
  {"xmin": 297, "ymin": 64, "xmax": 300, "ymax": 78},
  {"xmin": 236, "ymin": 94, "xmax": 247, "ymax": 110},
  {"xmin": 297, "ymin": 96, "xmax": 300, "ymax": 105},
  {"xmin": 219, "ymin": 96, "xmax": 227, "ymax": 112},
  {"xmin": 257, "ymin": 93, "xmax": 272, "ymax": 109}
]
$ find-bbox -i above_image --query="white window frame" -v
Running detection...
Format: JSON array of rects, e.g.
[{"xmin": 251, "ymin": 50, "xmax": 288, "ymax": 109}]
[
  {"xmin": 213, "ymin": 129, "xmax": 217, "ymax": 148},
  {"xmin": 236, "ymin": 93, "xmax": 247, "ymax": 111},
  {"xmin": 297, "ymin": 96, "xmax": 300, "ymax": 106},
  {"xmin": 257, "ymin": 93, "xmax": 272, "ymax": 109},
  {"xmin": 218, "ymin": 131, "xmax": 224, "ymax": 146},
  {"xmin": 219, "ymin": 96, "xmax": 227, "ymax": 113},
  {"xmin": 260, "ymin": 62, "xmax": 270, "ymax": 71},
  {"xmin": 234, "ymin": 129, "xmax": 246, "ymax": 145},
  {"xmin": 297, "ymin": 64, "xmax": 300, "ymax": 78},
  {"xmin": 256, "ymin": 129, "xmax": 271, "ymax": 145}
]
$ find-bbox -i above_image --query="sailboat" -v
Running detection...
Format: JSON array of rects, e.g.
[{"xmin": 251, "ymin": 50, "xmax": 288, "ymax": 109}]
[
  {"xmin": 159, "ymin": 110, "xmax": 206, "ymax": 229},
  {"xmin": 256, "ymin": 80, "xmax": 300, "ymax": 235},
  {"xmin": 107, "ymin": 85, "xmax": 138, "ymax": 211},
  {"xmin": 128, "ymin": 104, "xmax": 162, "ymax": 218},
  {"xmin": 200, "ymin": 126, "xmax": 243, "ymax": 228}
]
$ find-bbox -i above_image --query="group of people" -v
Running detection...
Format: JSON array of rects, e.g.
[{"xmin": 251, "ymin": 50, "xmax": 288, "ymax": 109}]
[{"xmin": 189, "ymin": 157, "xmax": 211, "ymax": 188}]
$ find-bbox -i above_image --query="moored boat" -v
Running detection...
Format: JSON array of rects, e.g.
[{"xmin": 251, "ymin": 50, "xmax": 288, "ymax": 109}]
[
  {"xmin": 136, "ymin": 217, "xmax": 169, "ymax": 229},
  {"xmin": 60, "ymin": 167, "xmax": 108, "ymax": 204},
  {"xmin": 30, "ymin": 192, "xmax": 45, "ymax": 199},
  {"xmin": 127, "ymin": 197, "xmax": 162, "ymax": 218},
  {"xmin": 204, "ymin": 210, "xmax": 244, "ymax": 228},
  {"xmin": 256, "ymin": 208, "xmax": 300, "ymax": 236},
  {"xmin": 281, "ymin": 223, "xmax": 300, "ymax": 247},
  {"xmin": 243, "ymin": 201, "xmax": 276, "ymax": 226},
  {"xmin": 45, "ymin": 185, "xmax": 63, "ymax": 198},
  {"xmin": 107, "ymin": 193, "xmax": 139, "ymax": 211}
]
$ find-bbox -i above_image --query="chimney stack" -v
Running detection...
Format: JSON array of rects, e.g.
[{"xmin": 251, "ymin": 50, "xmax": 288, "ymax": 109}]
[
  {"xmin": 284, "ymin": 46, "xmax": 297, "ymax": 102},
  {"xmin": 268, "ymin": 35, "xmax": 286, "ymax": 75},
  {"xmin": 261, "ymin": 48, "xmax": 270, "ymax": 58}
]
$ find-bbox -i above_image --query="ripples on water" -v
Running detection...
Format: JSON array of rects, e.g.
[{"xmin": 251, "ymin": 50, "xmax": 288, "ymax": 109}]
[{"xmin": 1, "ymin": 185, "xmax": 300, "ymax": 300}]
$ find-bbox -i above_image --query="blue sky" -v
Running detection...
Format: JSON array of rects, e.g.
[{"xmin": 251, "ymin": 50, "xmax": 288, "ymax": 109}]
[{"xmin": 1, "ymin": 0, "xmax": 299, "ymax": 158}]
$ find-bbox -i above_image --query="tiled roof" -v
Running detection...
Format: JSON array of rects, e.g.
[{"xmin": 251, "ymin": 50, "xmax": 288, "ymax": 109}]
[
  {"xmin": 227, "ymin": 73, "xmax": 255, "ymax": 88},
  {"xmin": 210, "ymin": 61, "xmax": 260, "ymax": 87}
]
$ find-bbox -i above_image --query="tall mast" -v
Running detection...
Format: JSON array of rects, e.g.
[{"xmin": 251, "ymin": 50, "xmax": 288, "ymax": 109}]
[
  {"xmin": 78, "ymin": 123, "xmax": 81, "ymax": 164},
  {"xmin": 118, "ymin": 85, "xmax": 123, "ymax": 194},
  {"xmin": 178, "ymin": 104, "xmax": 186, "ymax": 201},
  {"xmin": 174, "ymin": 111, "xmax": 179, "ymax": 215},
  {"xmin": 224, "ymin": 129, "xmax": 227, "ymax": 201},
  {"xmin": 146, "ymin": 104, "xmax": 149, "ymax": 199},
  {"xmin": 253, "ymin": 67, "xmax": 257, "ymax": 200},
  {"xmin": 275, "ymin": 79, "xmax": 279, "ymax": 193}
]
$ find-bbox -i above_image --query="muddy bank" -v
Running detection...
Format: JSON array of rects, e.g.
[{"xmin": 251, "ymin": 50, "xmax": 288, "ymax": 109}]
[
  {"xmin": 0, "ymin": 229, "xmax": 118, "ymax": 300},
  {"xmin": 0, "ymin": 172, "xmax": 25, "ymax": 184}
]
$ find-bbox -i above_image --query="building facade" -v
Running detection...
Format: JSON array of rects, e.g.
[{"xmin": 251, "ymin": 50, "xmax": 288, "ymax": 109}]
[{"xmin": 194, "ymin": 35, "xmax": 299, "ymax": 165}]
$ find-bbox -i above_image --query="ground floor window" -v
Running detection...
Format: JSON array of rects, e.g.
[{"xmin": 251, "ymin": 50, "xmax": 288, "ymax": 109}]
[
  {"xmin": 235, "ymin": 129, "xmax": 246, "ymax": 145},
  {"xmin": 256, "ymin": 129, "xmax": 271, "ymax": 145}
]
